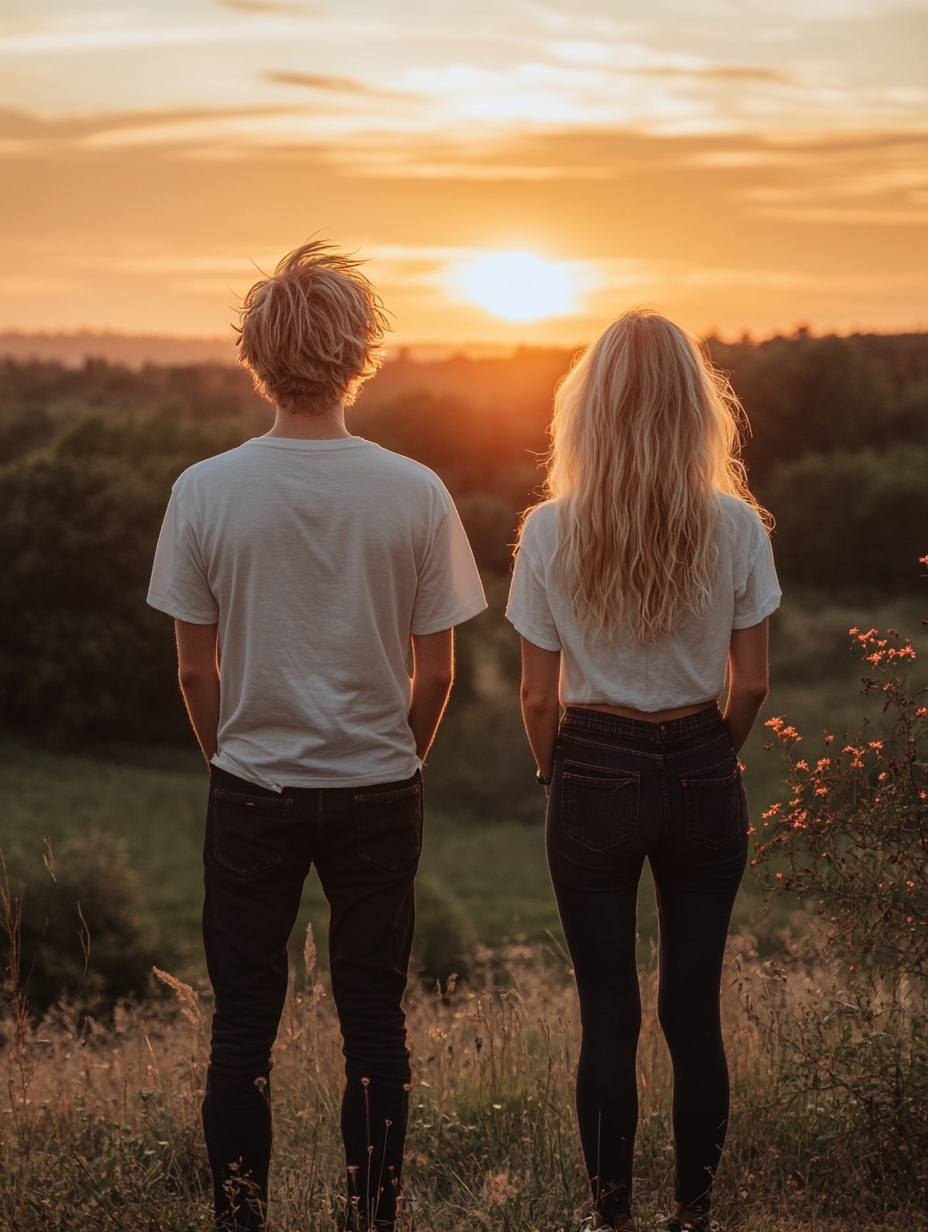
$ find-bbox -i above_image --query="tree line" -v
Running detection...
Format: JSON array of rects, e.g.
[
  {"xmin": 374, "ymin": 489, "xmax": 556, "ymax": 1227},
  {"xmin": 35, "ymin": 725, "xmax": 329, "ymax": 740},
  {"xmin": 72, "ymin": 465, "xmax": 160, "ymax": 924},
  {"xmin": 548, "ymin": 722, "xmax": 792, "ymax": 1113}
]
[{"xmin": 0, "ymin": 329, "xmax": 926, "ymax": 745}]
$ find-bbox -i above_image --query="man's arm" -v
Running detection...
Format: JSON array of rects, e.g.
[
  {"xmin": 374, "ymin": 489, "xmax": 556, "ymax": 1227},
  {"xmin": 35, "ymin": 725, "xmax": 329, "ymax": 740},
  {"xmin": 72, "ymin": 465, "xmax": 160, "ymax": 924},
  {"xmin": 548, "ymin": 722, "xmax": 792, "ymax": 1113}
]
[
  {"xmin": 408, "ymin": 628, "xmax": 454, "ymax": 762},
  {"xmin": 723, "ymin": 618, "xmax": 770, "ymax": 753},
  {"xmin": 519, "ymin": 637, "xmax": 561, "ymax": 787},
  {"xmin": 175, "ymin": 619, "xmax": 221, "ymax": 764}
]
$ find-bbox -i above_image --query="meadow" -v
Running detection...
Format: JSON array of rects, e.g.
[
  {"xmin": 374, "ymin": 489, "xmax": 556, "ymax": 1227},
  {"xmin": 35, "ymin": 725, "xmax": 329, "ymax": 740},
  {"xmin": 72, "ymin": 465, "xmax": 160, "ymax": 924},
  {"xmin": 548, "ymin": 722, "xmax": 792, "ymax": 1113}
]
[
  {"xmin": 2, "ymin": 933, "xmax": 918, "ymax": 1232},
  {"xmin": 2, "ymin": 342, "xmax": 927, "ymax": 1229},
  {"xmin": 3, "ymin": 589, "xmax": 928, "ymax": 1230},
  {"xmin": 4, "ymin": 590, "xmax": 925, "ymax": 984}
]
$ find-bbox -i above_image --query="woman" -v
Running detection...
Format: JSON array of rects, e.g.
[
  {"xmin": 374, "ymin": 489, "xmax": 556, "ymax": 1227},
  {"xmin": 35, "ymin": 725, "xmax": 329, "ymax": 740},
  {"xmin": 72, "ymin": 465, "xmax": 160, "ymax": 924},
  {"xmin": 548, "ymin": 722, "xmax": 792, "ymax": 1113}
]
[{"xmin": 506, "ymin": 311, "xmax": 779, "ymax": 1232}]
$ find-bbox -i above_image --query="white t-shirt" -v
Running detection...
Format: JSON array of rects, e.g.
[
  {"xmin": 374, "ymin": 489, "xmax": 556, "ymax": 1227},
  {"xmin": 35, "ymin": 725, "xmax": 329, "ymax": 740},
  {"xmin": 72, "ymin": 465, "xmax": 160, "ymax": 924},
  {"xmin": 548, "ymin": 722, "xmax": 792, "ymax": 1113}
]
[
  {"xmin": 148, "ymin": 436, "xmax": 486, "ymax": 790},
  {"xmin": 506, "ymin": 494, "xmax": 780, "ymax": 712}
]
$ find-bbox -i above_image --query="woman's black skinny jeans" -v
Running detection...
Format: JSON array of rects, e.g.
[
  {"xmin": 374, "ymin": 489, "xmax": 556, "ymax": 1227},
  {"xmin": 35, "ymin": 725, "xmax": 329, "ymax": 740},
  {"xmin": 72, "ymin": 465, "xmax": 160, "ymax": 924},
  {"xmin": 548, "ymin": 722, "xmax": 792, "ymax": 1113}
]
[{"xmin": 546, "ymin": 704, "xmax": 749, "ymax": 1225}]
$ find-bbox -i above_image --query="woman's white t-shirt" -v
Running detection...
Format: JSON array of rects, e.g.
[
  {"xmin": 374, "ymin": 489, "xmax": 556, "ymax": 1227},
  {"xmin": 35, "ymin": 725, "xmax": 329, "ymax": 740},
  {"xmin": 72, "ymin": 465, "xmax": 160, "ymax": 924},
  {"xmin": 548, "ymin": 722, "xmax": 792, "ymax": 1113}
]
[
  {"xmin": 148, "ymin": 436, "xmax": 486, "ymax": 791},
  {"xmin": 506, "ymin": 494, "xmax": 781, "ymax": 712}
]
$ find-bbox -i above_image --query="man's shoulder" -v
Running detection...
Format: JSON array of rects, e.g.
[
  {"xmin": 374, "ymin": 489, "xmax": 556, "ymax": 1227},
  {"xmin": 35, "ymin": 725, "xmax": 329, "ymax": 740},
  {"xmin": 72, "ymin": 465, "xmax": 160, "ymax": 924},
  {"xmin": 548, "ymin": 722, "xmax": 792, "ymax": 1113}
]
[
  {"xmin": 351, "ymin": 444, "xmax": 454, "ymax": 516},
  {"xmin": 358, "ymin": 442, "xmax": 446, "ymax": 486},
  {"xmin": 171, "ymin": 444, "xmax": 254, "ymax": 498},
  {"xmin": 172, "ymin": 438, "xmax": 450, "ymax": 512}
]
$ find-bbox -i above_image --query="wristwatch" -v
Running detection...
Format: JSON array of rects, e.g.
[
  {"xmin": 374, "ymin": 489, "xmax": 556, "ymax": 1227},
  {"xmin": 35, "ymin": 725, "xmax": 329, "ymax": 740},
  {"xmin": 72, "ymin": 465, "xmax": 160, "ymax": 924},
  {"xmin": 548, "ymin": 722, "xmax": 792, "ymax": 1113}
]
[{"xmin": 535, "ymin": 769, "xmax": 552, "ymax": 788}]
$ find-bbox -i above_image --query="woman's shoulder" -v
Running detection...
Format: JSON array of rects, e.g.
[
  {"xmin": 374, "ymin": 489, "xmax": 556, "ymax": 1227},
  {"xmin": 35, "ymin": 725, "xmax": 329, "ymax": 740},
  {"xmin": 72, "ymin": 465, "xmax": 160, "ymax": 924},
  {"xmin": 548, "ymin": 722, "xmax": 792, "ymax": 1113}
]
[
  {"xmin": 520, "ymin": 499, "xmax": 559, "ymax": 536},
  {"xmin": 518, "ymin": 500, "xmax": 560, "ymax": 563},
  {"xmin": 717, "ymin": 492, "xmax": 768, "ymax": 536}
]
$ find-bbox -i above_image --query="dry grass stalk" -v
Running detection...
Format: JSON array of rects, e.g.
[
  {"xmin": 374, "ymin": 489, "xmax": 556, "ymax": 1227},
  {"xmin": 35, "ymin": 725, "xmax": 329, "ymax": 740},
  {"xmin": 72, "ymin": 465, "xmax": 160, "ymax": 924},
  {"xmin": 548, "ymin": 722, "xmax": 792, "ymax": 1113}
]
[{"xmin": 1, "ymin": 942, "xmax": 926, "ymax": 1230}]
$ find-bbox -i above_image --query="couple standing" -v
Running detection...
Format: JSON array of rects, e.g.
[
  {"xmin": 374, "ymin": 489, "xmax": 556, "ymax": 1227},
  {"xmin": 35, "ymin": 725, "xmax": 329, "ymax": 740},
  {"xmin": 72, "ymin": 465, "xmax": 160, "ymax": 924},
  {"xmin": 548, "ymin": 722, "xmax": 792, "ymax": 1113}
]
[{"xmin": 148, "ymin": 241, "xmax": 779, "ymax": 1232}]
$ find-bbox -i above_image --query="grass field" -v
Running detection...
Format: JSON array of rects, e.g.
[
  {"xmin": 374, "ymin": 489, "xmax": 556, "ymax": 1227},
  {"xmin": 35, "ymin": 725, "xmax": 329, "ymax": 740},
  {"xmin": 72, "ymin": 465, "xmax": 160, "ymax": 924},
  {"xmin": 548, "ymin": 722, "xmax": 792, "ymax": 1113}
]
[
  {"xmin": 2, "ymin": 937, "xmax": 925, "ymax": 1231},
  {"xmin": 2, "ymin": 590, "xmax": 927, "ymax": 1230},
  {"xmin": 1, "ymin": 591, "xmax": 925, "ymax": 984}
]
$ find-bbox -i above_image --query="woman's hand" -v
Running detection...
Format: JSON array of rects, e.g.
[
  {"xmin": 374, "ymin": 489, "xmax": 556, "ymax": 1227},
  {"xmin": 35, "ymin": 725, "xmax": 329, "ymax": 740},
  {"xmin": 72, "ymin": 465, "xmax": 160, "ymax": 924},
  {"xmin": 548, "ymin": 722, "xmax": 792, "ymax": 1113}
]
[{"xmin": 519, "ymin": 637, "xmax": 561, "ymax": 788}]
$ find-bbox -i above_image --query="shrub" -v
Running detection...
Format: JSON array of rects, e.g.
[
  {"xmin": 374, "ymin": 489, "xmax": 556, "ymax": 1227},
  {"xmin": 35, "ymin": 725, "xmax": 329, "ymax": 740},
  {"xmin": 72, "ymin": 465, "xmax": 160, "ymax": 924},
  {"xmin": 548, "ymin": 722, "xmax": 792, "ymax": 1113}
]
[
  {"xmin": 411, "ymin": 875, "xmax": 477, "ymax": 986},
  {"xmin": 751, "ymin": 579, "xmax": 928, "ymax": 1200},
  {"xmin": 4, "ymin": 833, "xmax": 161, "ymax": 1020}
]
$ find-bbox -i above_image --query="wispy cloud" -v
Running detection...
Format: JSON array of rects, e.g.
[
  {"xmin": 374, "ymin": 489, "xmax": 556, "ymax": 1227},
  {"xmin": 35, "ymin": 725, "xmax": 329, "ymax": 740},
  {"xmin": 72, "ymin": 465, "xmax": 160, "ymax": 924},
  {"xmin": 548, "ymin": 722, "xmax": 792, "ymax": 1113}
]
[
  {"xmin": 218, "ymin": 0, "xmax": 310, "ymax": 13},
  {"xmin": 262, "ymin": 71, "xmax": 417, "ymax": 100},
  {"xmin": 0, "ymin": 104, "xmax": 309, "ymax": 148},
  {"xmin": 643, "ymin": 64, "xmax": 793, "ymax": 83}
]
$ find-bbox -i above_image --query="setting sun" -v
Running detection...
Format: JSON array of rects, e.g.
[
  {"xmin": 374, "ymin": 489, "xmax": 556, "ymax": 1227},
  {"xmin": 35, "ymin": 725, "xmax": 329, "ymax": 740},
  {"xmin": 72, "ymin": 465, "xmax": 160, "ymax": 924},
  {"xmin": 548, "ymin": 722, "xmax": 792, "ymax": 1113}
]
[{"xmin": 460, "ymin": 253, "xmax": 576, "ymax": 321}]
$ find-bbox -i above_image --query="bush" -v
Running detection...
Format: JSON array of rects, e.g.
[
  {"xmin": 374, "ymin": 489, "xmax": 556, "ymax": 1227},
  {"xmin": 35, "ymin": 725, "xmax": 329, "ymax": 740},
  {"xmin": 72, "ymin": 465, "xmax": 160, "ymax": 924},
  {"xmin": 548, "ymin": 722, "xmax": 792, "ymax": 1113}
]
[
  {"xmin": 4, "ymin": 833, "xmax": 161, "ymax": 1020},
  {"xmin": 411, "ymin": 875, "xmax": 477, "ymax": 986},
  {"xmin": 751, "ymin": 587, "xmax": 928, "ymax": 1198}
]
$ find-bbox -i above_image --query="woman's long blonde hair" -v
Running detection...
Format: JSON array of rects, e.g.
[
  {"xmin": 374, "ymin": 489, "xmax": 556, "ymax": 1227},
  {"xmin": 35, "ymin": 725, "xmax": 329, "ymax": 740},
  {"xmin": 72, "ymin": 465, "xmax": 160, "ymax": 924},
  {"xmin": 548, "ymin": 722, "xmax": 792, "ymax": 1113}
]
[{"xmin": 538, "ymin": 309, "xmax": 766, "ymax": 644}]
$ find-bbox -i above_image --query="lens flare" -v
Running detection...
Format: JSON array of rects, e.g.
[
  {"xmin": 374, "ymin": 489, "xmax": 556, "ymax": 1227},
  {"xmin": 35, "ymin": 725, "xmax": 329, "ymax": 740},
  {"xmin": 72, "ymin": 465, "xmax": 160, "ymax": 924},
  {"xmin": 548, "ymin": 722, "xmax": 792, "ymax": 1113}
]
[{"xmin": 461, "ymin": 252, "xmax": 576, "ymax": 320}]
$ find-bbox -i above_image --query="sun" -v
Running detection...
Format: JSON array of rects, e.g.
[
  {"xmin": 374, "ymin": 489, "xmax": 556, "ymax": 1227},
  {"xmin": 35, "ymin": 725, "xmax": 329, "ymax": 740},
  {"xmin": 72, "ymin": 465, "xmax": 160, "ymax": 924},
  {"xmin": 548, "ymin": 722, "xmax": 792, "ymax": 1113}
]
[{"xmin": 461, "ymin": 252, "xmax": 576, "ymax": 320}]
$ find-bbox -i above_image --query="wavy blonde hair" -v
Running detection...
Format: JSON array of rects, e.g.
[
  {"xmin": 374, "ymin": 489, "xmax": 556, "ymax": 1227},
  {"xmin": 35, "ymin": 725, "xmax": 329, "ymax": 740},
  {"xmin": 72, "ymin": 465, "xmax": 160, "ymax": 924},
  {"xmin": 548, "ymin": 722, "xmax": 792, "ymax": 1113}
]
[
  {"xmin": 236, "ymin": 239, "xmax": 390, "ymax": 412},
  {"xmin": 537, "ymin": 309, "xmax": 767, "ymax": 644}
]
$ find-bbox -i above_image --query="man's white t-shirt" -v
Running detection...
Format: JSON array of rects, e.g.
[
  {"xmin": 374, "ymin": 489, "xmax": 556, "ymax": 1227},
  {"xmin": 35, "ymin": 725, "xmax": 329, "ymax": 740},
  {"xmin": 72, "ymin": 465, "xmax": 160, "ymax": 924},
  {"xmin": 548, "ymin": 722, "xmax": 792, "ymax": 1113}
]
[
  {"xmin": 148, "ymin": 436, "xmax": 487, "ymax": 791},
  {"xmin": 506, "ymin": 494, "xmax": 780, "ymax": 712}
]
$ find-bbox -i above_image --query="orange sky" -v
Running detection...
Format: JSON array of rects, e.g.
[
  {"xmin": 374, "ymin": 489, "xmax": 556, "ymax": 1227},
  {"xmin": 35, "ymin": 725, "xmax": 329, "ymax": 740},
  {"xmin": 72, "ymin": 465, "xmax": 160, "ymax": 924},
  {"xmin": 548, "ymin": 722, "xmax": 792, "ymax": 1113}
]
[{"xmin": 2, "ymin": 0, "xmax": 927, "ymax": 344}]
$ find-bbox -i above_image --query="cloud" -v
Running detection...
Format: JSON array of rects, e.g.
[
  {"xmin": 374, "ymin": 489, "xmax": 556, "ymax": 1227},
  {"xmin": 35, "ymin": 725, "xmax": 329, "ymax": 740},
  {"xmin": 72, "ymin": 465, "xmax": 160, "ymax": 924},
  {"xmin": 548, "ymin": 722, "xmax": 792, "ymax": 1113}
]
[
  {"xmin": 641, "ymin": 65, "xmax": 793, "ymax": 84},
  {"xmin": 755, "ymin": 206, "xmax": 928, "ymax": 225},
  {"xmin": 218, "ymin": 0, "xmax": 310, "ymax": 12},
  {"xmin": 262, "ymin": 71, "xmax": 416, "ymax": 100},
  {"xmin": 0, "ymin": 104, "xmax": 311, "ymax": 149}
]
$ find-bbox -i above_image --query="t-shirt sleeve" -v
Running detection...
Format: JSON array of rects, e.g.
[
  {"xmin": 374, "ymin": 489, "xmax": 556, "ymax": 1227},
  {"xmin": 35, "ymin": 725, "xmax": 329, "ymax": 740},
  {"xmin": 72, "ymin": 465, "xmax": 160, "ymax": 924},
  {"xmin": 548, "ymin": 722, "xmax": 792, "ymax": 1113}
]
[
  {"xmin": 410, "ymin": 494, "xmax": 487, "ymax": 635},
  {"xmin": 506, "ymin": 534, "xmax": 562, "ymax": 652},
  {"xmin": 733, "ymin": 513, "xmax": 781, "ymax": 629},
  {"xmin": 147, "ymin": 491, "xmax": 220, "ymax": 624}
]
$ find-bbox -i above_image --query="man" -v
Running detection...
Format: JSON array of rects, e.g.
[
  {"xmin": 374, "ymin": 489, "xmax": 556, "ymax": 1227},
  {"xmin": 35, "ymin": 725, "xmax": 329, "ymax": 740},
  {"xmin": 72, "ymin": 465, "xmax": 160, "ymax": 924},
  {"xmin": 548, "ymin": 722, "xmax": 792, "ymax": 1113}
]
[{"xmin": 147, "ymin": 240, "xmax": 486, "ymax": 1230}]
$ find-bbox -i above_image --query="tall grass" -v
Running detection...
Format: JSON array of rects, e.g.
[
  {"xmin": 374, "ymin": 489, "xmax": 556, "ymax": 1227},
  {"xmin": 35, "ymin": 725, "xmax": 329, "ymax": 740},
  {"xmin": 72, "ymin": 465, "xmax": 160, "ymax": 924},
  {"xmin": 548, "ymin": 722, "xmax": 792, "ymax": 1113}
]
[{"xmin": 3, "ymin": 932, "xmax": 925, "ymax": 1231}]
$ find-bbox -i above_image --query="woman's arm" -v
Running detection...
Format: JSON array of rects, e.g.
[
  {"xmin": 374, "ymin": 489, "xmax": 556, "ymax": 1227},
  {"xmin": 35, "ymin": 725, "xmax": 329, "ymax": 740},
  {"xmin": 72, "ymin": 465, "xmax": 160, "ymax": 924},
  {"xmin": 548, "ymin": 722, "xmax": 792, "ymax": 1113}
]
[
  {"xmin": 175, "ymin": 619, "xmax": 221, "ymax": 764},
  {"xmin": 519, "ymin": 637, "xmax": 561, "ymax": 784},
  {"xmin": 723, "ymin": 618, "xmax": 770, "ymax": 753}
]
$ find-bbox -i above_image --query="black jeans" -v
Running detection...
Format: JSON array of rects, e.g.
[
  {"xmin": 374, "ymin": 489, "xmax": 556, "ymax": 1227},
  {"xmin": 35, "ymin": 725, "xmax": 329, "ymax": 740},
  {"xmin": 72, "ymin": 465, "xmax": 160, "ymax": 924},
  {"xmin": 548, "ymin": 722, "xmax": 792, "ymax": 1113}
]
[
  {"xmin": 201, "ymin": 764, "xmax": 423, "ymax": 1230},
  {"xmin": 546, "ymin": 705, "xmax": 749, "ymax": 1225}
]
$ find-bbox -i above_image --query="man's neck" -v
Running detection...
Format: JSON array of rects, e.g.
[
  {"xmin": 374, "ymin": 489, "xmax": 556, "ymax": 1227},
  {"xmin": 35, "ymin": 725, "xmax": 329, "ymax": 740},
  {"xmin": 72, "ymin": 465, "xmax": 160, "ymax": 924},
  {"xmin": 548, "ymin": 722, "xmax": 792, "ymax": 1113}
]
[{"xmin": 265, "ymin": 400, "xmax": 352, "ymax": 440}]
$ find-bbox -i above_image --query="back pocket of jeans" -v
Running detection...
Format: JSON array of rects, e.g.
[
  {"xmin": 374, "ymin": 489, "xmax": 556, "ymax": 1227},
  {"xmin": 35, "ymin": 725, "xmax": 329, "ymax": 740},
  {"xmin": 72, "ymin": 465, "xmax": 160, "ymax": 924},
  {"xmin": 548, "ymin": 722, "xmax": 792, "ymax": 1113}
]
[
  {"xmin": 356, "ymin": 780, "xmax": 423, "ymax": 870},
  {"xmin": 682, "ymin": 763, "xmax": 746, "ymax": 849},
  {"xmin": 561, "ymin": 762, "xmax": 639, "ymax": 852},
  {"xmin": 212, "ymin": 788, "xmax": 293, "ymax": 875}
]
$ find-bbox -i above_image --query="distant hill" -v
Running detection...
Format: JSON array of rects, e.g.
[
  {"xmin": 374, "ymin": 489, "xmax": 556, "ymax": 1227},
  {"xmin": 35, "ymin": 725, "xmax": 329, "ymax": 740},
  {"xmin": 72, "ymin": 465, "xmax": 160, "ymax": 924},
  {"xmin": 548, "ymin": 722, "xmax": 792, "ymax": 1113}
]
[{"xmin": 0, "ymin": 331, "xmax": 238, "ymax": 369}]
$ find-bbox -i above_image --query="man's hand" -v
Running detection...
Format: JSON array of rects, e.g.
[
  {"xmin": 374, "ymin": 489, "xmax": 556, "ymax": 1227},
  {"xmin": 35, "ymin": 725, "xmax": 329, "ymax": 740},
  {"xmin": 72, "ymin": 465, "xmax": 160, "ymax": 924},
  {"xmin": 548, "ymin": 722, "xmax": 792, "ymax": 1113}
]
[
  {"xmin": 175, "ymin": 620, "xmax": 221, "ymax": 764},
  {"xmin": 408, "ymin": 628, "xmax": 454, "ymax": 762}
]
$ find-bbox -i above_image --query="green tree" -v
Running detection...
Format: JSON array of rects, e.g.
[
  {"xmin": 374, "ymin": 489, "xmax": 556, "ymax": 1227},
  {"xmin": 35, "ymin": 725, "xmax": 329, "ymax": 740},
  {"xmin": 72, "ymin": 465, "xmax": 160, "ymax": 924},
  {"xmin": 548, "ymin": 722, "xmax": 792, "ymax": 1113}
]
[
  {"xmin": 0, "ymin": 409, "xmax": 246, "ymax": 742},
  {"xmin": 766, "ymin": 445, "xmax": 928, "ymax": 594}
]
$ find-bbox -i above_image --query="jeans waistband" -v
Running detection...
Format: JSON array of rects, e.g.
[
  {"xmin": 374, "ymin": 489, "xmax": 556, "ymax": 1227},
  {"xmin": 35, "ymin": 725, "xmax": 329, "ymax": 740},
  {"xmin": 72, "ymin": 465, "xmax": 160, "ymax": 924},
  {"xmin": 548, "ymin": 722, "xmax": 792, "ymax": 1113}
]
[{"xmin": 560, "ymin": 702, "xmax": 724, "ymax": 743}]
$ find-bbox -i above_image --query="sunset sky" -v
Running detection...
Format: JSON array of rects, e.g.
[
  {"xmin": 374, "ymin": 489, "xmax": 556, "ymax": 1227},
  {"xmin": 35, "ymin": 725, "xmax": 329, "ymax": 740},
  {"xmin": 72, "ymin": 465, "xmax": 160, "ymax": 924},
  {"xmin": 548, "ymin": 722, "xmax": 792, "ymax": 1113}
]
[{"xmin": 2, "ymin": 0, "xmax": 927, "ymax": 345}]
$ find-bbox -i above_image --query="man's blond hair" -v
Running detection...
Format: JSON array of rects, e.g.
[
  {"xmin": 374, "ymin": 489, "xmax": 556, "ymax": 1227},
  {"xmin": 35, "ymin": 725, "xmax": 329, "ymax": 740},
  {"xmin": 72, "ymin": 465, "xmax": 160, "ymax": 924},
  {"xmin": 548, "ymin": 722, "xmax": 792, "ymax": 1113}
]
[{"xmin": 236, "ymin": 240, "xmax": 389, "ymax": 412}]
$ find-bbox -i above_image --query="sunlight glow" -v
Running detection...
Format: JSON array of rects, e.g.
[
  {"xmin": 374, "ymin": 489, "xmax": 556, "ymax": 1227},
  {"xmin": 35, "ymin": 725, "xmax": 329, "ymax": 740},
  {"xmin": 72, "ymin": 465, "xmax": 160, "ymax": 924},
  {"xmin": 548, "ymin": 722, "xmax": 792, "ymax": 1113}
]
[{"xmin": 460, "ymin": 252, "xmax": 576, "ymax": 320}]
